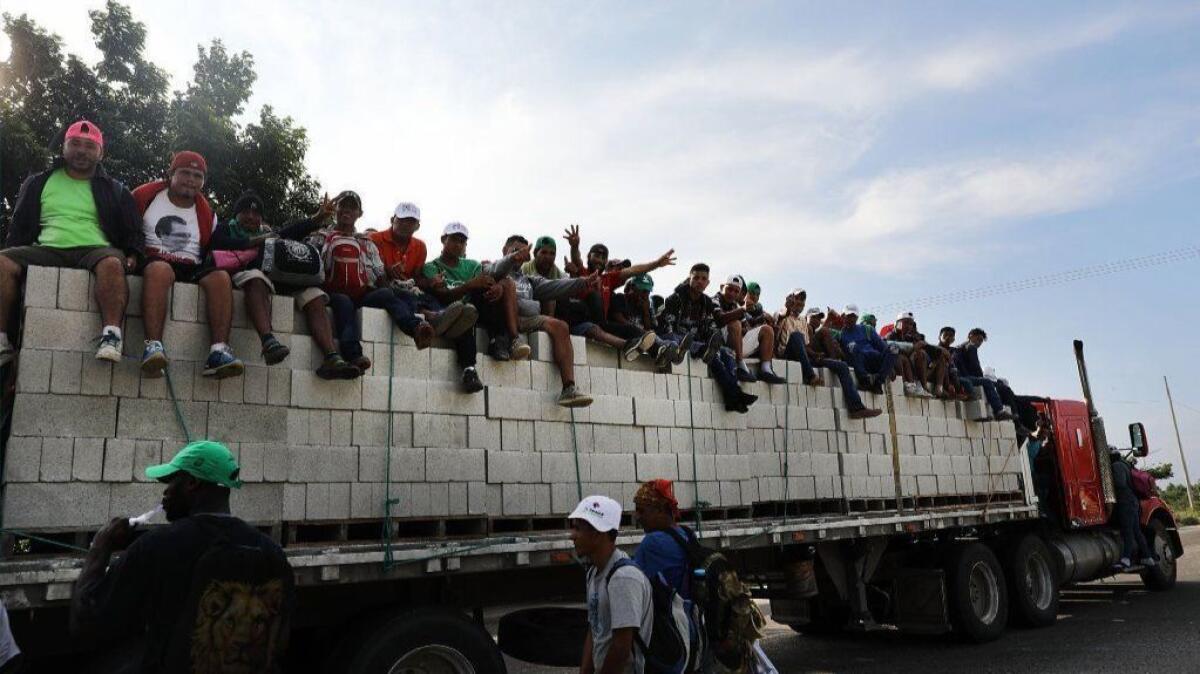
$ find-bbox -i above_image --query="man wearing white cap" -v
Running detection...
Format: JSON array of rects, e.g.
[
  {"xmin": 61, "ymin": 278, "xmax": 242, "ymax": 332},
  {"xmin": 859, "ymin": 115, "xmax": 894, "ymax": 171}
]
[
  {"xmin": 569, "ymin": 496, "xmax": 652, "ymax": 674},
  {"xmin": 714, "ymin": 274, "xmax": 786, "ymax": 384},
  {"xmin": 837, "ymin": 304, "xmax": 896, "ymax": 393}
]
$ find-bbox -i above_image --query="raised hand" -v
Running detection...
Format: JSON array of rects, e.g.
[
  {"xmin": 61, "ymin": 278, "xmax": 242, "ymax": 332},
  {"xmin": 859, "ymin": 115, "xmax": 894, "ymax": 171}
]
[
  {"xmin": 563, "ymin": 224, "xmax": 581, "ymax": 249},
  {"xmin": 512, "ymin": 243, "xmax": 532, "ymax": 264},
  {"xmin": 314, "ymin": 192, "xmax": 335, "ymax": 222},
  {"xmin": 654, "ymin": 249, "xmax": 677, "ymax": 269}
]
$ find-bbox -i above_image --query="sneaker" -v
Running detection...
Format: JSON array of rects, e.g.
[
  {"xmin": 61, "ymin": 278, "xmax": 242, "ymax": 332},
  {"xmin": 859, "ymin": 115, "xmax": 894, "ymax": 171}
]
[
  {"xmin": 444, "ymin": 302, "xmax": 479, "ymax": 339},
  {"xmin": 621, "ymin": 336, "xmax": 643, "ymax": 362},
  {"xmin": 740, "ymin": 391, "xmax": 759, "ymax": 406},
  {"xmin": 736, "ymin": 365, "xmax": 757, "ymax": 383},
  {"xmin": 203, "ymin": 346, "xmax": 244, "ymax": 379},
  {"xmin": 700, "ymin": 333, "xmax": 724, "ymax": 364},
  {"xmin": 95, "ymin": 331, "xmax": 122, "ymax": 363},
  {"xmin": 558, "ymin": 384, "xmax": 594, "ymax": 408},
  {"xmin": 1113, "ymin": 558, "xmax": 1133, "ymax": 572},
  {"xmin": 352, "ymin": 355, "xmax": 372, "ymax": 372},
  {"xmin": 759, "ymin": 367, "xmax": 786, "ymax": 385},
  {"xmin": 994, "ymin": 406, "xmax": 1015, "ymax": 421},
  {"xmin": 317, "ymin": 353, "xmax": 361, "ymax": 380},
  {"xmin": 636, "ymin": 330, "xmax": 656, "ymax": 352},
  {"xmin": 490, "ymin": 335, "xmax": 512, "ymax": 361},
  {"xmin": 430, "ymin": 303, "xmax": 466, "ymax": 336},
  {"xmin": 414, "ymin": 321, "xmax": 435, "ymax": 350},
  {"xmin": 141, "ymin": 340, "xmax": 169, "ymax": 378},
  {"xmin": 261, "ymin": 336, "xmax": 290, "ymax": 365},
  {"xmin": 461, "ymin": 366, "xmax": 484, "ymax": 393},
  {"xmin": 673, "ymin": 331, "xmax": 694, "ymax": 365},
  {"xmin": 511, "ymin": 334, "xmax": 532, "ymax": 361},
  {"xmin": 849, "ymin": 407, "xmax": 883, "ymax": 420},
  {"xmin": 655, "ymin": 344, "xmax": 677, "ymax": 371},
  {"xmin": 1139, "ymin": 557, "xmax": 1157, "ymax": 567},
  {"xmin": 903, "ymin": 382, "xmax": 920, "ymax": 396}
]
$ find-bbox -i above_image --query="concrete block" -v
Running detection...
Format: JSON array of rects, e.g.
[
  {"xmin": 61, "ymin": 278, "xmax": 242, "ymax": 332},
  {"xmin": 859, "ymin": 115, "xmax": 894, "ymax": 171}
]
[
  {"xmin": 469, "ymin": 417, "xmax": 501, "ymax": 450},
  {"xmin": 589, "ymin": 367, "xmax": 617, "ymax": 396},
  {"xmin": 291, "ymin": 371, "xmax": 362, "ymax": 410},
  {"xmin": 110, "ymin": 483, "xmax": 165, "ymax": 520},
  {"xmin": 533, "ymin": 421, "xmax": 570, "ymax": 453},
  {"xmin": 350, "ymin": 411, "xmax": 386, "ymax": 447},
  {"xmin": 636, "ymin": 453, "xmax": 679, "ymax": 481},
  {"xmin": 3, "ymin": 483, "xmax": 111, "ymax": 528},
  {"xmin": 487, "ymin": 450, "xmax": 542, "ymax": 483},
  {"xmin": 807, "ymin": 407, "xmax": 836, "ymax": 431},
  {"xmin": 867, "ymin": 454, "xmax": 894, "ymax": 477},
  {"xmin": 634, "ymin": 398, "xmax": 676, "ymax": 428},
  {"xmin": 283, "ymin": 484, "xmax": 306, "ymax": 520},
  {"xmin": 267, "ymin": 367, "xmax": 291, "ymax": 406},
  {"xmin": 586, "ymin": 341, "xmax": 619, "ymax": 370},
  {"xmin": 467, "ymin": 481, "xmax": 488, "ymax": 515},
  {"xmin": 208, "ymin": 403, "xmax": 286, "ymax": 443},
  {"xmin": 35, "ymin": 436, "xmax": 72, "ymax": 483},
  {"xmin": 23, "ymin": 265, "xmax": 59, "ymax": 308},
  {"xmin": 217, "ymin": 373, "xmax": 243, "ymax": 403},
  {"xmin": 716, "ymin": 454, "xmax": 752, "ymax": 481},
  {"xmin": 16, "ymin": 349, "xmax": 52, "ymax": 394},
  {"xmin": 13, "ymin": 393, "xmax": 117, "ymax": 438},
  {"xmin": 3, "ymin": 437, "xmax": 41, "ymax": 482},
  {"xmin": 616, "ymin": 370, "xmax": 656, "ymax": 398},
  {"xmin": 239, "ymin": 365, "xmax": 267, "ymax": 404},
  {"xmin": 409, "ymin": 483, "xmax": 432, "ymax": 516},
  {"xmin": 501, "ymin": 420, "xmax": 535, "ymax": 452},
  {"xmin": 170, "ymin": 281, "xmax": 198, "ymax": 322},
  {"xmin": 477, "ymin": 357, "xmax": 531, "ymax": 389},
  {"xmin": 589, "ymin": 454, "xmax": 636, "ymax": 482},
  {"xmin": 839, "ymin": 452, "xmax": 868, "ymax": 478},
  {"xmin": 306, "ymin": 483, "xmax": 330, "ymax": 519},
  {"xmin": 543, "ymin": 452, "xmax": 590, "ymax": 483},
  {"xmin": 426, "ymin": 447, "xmax": 486, "ymax": 482},
  {"xmin": 485, "ymin": 386, "xmax": 541, "ymax": 420},
  {"xmin": 101, "ymin": 439, "xmax": 135, "ymax": 481},
  {"xmin": 327, "ymin": 483, "xmax": 350, "ymax": 520},
  {"xmin": 413, "ymin": 414, "xmax": 468, "ymax": 449},
  {"xmin": 21, "ymin": 308, "xmax": 102, "ymax": 353},
  {"xmin": 56, "ymin": 268, "xmax": 90, "ymax": 311}
]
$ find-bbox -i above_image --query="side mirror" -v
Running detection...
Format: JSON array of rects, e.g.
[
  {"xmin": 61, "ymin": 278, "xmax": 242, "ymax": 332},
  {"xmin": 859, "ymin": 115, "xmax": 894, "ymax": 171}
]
[{"xmin": 1129, "ymin": 422, "xmax": 1149, "ymax": 457}]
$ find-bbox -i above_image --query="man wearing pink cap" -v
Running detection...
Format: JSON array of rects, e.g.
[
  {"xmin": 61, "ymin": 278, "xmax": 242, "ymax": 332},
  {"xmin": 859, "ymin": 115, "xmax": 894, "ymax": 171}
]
[
  {"xmin": 0, "ymin": 119, "xmax": 142, "ymax": 366},
  {"xmin": 132, "ymin": 151, "xmax": 243, "ymax": 379}
]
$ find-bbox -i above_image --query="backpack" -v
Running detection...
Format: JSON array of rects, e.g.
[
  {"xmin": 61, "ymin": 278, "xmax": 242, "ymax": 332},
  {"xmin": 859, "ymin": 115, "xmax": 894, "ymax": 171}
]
[
  {"xmin": 322, "ymin": 232, "xmax": 374, "ymax": 300},
  {"xmin": 161, "ymin": 518, "xmax": 295, "ymax": 674},
  {"xmin": 607, "ymin": 558, "xmax": 694, "ymax": 674},
  {"xmin": 261, "ymin": 237, "xmax": 324, "ymax": 287},
  {"xmin": 664, "ymin": 526, "xmax": 766, "ymax": 673},
  {"xmin": 1130, "ymin": 467, "xmax": 1156, "ymax": 499}
]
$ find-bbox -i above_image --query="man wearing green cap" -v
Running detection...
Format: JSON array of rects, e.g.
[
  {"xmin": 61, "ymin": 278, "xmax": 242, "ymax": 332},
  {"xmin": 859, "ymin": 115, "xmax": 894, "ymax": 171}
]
[
  {"xmin": 71, "ymin": 440, "xmax": 294, "ymax": 672},
  {"xmin": 609, "ymin": 273, "xmax": 686, "ymax": 372}
]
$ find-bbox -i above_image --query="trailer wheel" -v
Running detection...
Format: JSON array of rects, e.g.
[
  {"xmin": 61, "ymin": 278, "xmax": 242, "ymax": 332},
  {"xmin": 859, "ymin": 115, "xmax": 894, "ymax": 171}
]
[
  {"xmin": 947, "ymin": 543, "xmax": 1008, "ymax": 643},
  {"xmin": 498, "ymin": 607, "xmax": 588, "ymax": 667},
  {"xmin": 1003, "ymin": 535, "xmax": 1058, "ymax": 628},
  {"xmin": 342, "ymin": 607, "xmax": 507, "ymax": 674},
  {"xmin": 1141, "ymin": 519, "xmax": 1178, "ymax": 591}
]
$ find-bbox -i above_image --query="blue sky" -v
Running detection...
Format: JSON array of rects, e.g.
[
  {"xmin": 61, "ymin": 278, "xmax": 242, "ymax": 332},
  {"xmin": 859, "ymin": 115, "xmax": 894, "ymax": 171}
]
[{"xmin": 5, "ymin": 1, "xmax": 1200, "ymax": 483}]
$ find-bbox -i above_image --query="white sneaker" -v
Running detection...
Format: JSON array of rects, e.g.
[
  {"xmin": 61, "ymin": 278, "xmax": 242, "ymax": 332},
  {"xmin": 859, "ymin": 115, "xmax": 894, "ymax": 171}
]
[
  {"xmin": 95, "ymin": 331, "xmax": 123, "ymax": 363},
  {"xmin": 0, "ymin": 334, "xmax": 14, "ymax": 367},
  {"xmin": 916, "ymin": 386, "xmax": 935, "ymax": 399},
  {"xmin": 903, "ymin": 382, "xmax": 920, "ymax": 396},
  {"xmin": 511, "ymin": 334, "xmax": 532, "ymax": 361}
]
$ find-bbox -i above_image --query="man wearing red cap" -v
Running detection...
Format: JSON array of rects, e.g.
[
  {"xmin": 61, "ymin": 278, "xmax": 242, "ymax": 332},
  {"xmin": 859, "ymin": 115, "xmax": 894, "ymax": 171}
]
[
  {"xmin": 0, "ymin": 119, "xmax": 142, "ymax": 366},
  {"xmin": 132, "ymin": 151, "xmax": 243, "ymax": 379},
  {"xmin": 633, "ymin": 479, "xmax": 693, "ymax": 599}
]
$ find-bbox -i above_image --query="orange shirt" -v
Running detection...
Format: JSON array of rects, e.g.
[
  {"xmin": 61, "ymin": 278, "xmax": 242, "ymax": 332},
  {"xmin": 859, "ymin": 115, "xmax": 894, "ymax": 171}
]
[{"xmin": 369, "ymin": 230, "xmax": 428, "ymax": 281}]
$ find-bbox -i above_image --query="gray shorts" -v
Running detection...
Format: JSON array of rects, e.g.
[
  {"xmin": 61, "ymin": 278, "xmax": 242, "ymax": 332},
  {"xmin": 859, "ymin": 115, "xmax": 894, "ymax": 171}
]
[
  {"xmin": 0, "ymin": 245, "xmax": 123, "ymax": 271},
  {"xmin": 231, "ymin": 268, "xmax": 327, "ymax": 310}
]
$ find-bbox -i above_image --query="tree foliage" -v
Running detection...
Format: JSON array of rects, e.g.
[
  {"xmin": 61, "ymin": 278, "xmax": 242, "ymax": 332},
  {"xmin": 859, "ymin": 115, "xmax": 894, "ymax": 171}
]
[
  {"xmin": 0, "ymin": 1, "xmax": 319, "ymax": 239},
  {"xmin": 1143, "ymin": 462, "xmax": 1174, "ymax": 480}
]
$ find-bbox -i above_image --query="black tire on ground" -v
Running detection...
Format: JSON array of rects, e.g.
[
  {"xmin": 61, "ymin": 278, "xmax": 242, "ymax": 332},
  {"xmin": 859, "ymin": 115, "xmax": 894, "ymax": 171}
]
[
  {"xmin": 341, "ymin": 607, "xmax": 507, "ymax": 674},
  {"xmin": 498, "ymin": 607, "xmax": 589, "ymax": 667},
  {"xmin": 946, "ymin": 542, "xmax": 1009, "ymax": 643},
  {"xmin": 1002, "ymin": 534, "xmax": 1059, "ymax": 628},
  {"xmin": 1141, "ymin": 519, "xmax": 1178, "ymax": 591}
]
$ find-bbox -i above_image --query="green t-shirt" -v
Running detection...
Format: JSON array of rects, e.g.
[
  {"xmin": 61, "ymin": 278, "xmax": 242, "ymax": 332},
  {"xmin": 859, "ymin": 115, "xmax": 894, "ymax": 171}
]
[
  {"xmin": 38, "ymin": 169, "xmax": 108, "ymax": 249},
  {"xmin": 423, "ymin": 256, "xmax": 482, "ymax": 289}
]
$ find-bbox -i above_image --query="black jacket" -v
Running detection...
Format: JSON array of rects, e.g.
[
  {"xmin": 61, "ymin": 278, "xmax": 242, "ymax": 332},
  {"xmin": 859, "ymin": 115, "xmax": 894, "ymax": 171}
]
[
  {"xmin": 6, "ymin": 159, "xmax": 142, "ymax": 254},
  {"xmin": 658, "ymin": 281, "xmax": 717, "ymax": 336}
]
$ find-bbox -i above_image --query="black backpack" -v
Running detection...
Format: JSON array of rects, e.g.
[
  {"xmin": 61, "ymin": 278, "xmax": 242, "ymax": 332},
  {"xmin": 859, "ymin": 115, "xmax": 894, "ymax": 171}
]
[
  {"xmin": 161, "ymin": 519, "xmax": 295, "ymax": 674},
  {"xmin": 664, "ymin": 526, "xmax": 764, "ymax": 671},
  {"xmin": 260, "ymin": 237, "xmax": 324, "ymax": 287},
  {"xmin": 606, "ymin": 558, "xmax": 694, "ymax": 674}
]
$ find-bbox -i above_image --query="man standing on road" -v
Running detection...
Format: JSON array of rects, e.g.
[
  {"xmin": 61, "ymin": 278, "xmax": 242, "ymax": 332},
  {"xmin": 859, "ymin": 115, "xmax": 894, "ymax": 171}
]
[
  {"xmin": 70, "ymin": 440, "xmax": 294, "ymax": 673},
  {"xmin": 0, "ymin": 119, "xmax": 141, "ymax": 366},
  {"xmin": 571, "ymin": 495, "xmax": 653, "ymax": 674}
]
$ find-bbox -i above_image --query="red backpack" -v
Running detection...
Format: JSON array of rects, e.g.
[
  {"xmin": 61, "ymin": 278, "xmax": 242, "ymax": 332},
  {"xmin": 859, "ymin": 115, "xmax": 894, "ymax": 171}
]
[{"xmin": 322, "ymin": 232, "xmax": 374, "ymax": 301}]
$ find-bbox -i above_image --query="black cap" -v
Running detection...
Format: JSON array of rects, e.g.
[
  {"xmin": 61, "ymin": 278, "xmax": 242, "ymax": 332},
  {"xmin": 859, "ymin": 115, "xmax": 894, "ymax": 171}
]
[
  {"xmin": 230, "ymin": 190, "xmax": 264, "ymax": 216},
  {"xmin": 334, "ymin": 190, "xmax": 362, "ymax": 209},
  {"xmin": 588, "ymin": 243, "xmax": 608, "ymax": 257}
]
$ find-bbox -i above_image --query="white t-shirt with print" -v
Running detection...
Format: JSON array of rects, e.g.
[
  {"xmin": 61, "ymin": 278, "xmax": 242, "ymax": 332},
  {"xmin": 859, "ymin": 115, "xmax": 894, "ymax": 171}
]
[
  {"xmin": 142, "ymin": 190, "xmax": 204, "ymax": 264},
  {"xmin": 586, "ymin": 549, "xmax": 653, "ymax": 674}
]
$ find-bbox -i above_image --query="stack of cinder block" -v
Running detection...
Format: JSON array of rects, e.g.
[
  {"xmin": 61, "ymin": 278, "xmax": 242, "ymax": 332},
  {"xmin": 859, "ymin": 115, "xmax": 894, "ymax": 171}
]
[{"xmin": 0, "ymin": 266, "xmax": 1030, "ymax": 533}]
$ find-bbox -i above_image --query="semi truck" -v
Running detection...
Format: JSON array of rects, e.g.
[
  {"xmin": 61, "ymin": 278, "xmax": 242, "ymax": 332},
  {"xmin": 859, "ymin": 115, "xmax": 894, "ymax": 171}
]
[{"xmin": 0, "ymin": 268, "xmax": 1183, "ymax": 672}]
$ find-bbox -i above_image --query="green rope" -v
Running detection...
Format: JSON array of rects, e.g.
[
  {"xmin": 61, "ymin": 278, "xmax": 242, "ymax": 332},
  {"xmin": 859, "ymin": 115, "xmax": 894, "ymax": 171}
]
[
  {"xmin": 570, "ymin": 408, "xmax": 583, "ymax": 501},
  {"xmin": 782, "ymin": 380, "xmax": 791, "ymax": 525},
  {"xmin": 163, "ymin": 366, "xmax": 192, "ymax": 442},
  {"xmin": 383, "ymin": 322, "xmax": 399, "ymax": 569}
]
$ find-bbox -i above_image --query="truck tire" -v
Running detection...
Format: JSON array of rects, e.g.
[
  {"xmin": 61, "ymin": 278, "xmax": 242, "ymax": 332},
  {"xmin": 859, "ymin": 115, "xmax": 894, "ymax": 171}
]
[
  {"xmin": 341, "ymin": 607, "xmax": 507, "ymax": 674},
  {"xmin": 1141, "ymin": 519, "xmax": 1178, "ymax": 591},
  {"xmin": 498, "ymin": 607, "xmax": 588, "ymax": 667},
  {"xmin": 946, "ymin": 542, "xmax": 1008, "ymax": 643},
  {"xmin": 1003, "ymin": 535, "xmax": 1059, "ymax": 628}
]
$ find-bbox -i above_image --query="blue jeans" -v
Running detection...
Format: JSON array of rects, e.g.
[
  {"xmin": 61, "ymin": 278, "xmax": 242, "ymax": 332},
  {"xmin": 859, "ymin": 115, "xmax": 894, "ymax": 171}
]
[
  {"xmin": 782, "ymin": 333, "xmax": 865, "ymax": 411},
  {"xmin": 959, "ymin": 375, "xmax": 1002, "ymax": 413},
  {"xmin": 327, "ymin": 292, "xmax": 362, "ymax": 360},
  {"xmin": 848, "ymin": 347, "xmax": 896, "ymax": 384},
  {"xmin": 664, "ymin": 331, "xmax": 743, "ymax": 402},
  {"xmin": 362, "ymin": 287, "xmax": 423, "ymax": 334}
]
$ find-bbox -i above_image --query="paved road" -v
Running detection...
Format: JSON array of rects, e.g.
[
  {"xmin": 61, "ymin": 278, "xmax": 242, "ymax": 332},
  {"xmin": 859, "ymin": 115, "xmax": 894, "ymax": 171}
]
[{"xmin": 507, "ymin": 526, "xmax": 1200, "ymax": 673}]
